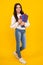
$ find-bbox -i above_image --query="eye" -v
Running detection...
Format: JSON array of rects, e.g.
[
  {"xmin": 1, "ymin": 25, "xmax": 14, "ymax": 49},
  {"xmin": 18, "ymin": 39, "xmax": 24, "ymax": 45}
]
[
  {"xmin": 16, "ymin": 5, "xmax": 21, "ymax": 8},
  {"xmin": 16, "ymin": 7, "xmax": 21, "ymax": 8}
]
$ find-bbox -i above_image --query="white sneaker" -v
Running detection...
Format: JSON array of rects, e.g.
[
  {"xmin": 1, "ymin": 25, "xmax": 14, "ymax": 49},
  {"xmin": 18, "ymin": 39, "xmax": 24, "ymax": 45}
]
[
  {"xmin": 13, "ymin": 52, "xmax": 19, "ymax": 59},
  {"xmin": 19, "ymin": 58, "xmax": 26, "ymax": 64}
]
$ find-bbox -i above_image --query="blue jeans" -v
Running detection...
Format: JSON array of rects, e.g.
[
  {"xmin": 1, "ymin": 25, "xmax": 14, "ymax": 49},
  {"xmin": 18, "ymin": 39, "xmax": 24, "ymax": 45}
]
[{"xmin": 15, "ymin": 28, "xmax": 26, "ymax": 58}]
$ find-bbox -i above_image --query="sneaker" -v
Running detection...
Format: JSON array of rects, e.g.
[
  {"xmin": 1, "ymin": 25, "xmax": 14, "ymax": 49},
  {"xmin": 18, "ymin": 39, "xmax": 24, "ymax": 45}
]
[
  {"xmin": 19, "ymin": 58, "xmax": 26, "ymax": 64},
  {"xmin": 13, "ymin": 51, "xmax": 19, "ymax": 59}
]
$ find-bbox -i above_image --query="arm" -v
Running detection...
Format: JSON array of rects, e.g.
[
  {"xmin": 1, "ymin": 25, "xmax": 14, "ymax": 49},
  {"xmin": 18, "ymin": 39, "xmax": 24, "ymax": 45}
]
[
  {"xmin": 24, "ymin": 19, "xmax": 30, "ymax": 27},
  {"xmin": 10, "ymin": 15, "xmax": 19, "ymax": 29},
  {"xmin": 20, "ymin": 18, "xmax": 30, "ymax": 27}
]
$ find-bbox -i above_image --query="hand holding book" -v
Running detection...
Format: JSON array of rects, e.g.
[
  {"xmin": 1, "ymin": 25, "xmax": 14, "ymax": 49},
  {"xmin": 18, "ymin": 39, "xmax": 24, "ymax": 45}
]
[{"xmin": 20, "ymin": 14, "xmax": 28, "ymax": 27}]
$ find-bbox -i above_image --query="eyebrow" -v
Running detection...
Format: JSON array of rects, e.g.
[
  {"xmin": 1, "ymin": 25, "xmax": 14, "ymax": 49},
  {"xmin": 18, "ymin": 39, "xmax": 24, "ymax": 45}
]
[{"xmin": 17, "ymin": 6, "xmax": 18, "ymax": 7}]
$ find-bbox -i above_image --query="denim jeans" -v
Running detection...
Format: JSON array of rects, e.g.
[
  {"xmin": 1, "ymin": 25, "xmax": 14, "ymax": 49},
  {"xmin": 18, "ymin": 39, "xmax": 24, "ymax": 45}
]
[{"xmin": 15, "ymin": 28, "xmax": 26, "ymax": 58}]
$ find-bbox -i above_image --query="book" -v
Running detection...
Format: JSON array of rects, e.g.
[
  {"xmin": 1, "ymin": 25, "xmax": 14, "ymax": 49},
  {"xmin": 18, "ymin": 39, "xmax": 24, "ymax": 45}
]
[
  {"xmin": 20, "ymin": 14, "xmax": 28, "ymax": 27},
  {"xmin": 20, "ymin": 14, "xmax": 28, "ymax": 22}
]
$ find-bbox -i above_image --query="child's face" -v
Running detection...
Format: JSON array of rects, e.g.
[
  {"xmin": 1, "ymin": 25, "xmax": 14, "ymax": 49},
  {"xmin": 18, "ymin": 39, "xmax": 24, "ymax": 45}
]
[{"xmin": 16, "ymin": 5, "xmax": 21, "ymax": 13}]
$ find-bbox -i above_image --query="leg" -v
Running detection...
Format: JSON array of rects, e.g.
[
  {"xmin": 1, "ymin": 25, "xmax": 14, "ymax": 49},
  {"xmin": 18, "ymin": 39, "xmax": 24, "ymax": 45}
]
[
  {"xmin": 20, "ymin": 30, "xmax": 26, "ymax": 51},
  {"xmin": 15, "ymin": 29, "xmax": 21, "ymax": 58}
]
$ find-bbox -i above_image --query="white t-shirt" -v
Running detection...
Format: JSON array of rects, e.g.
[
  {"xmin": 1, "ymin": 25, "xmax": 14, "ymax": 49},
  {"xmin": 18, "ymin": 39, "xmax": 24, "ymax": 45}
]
[{"xmin": 10, "ymin": 13, "xmax": 30, "ymax": 30}]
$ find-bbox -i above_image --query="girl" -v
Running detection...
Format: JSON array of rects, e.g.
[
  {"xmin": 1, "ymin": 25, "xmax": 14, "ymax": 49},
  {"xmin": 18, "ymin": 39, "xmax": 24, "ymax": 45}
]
[{"xmin": 10, "ymin": 3, "xmax": 30, "ymax": 64}]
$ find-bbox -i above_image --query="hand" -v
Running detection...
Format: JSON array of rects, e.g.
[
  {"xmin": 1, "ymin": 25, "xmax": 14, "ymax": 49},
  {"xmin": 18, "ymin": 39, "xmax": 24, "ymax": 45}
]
[
  {"xmin": 18, "ymin": 19, "xmax": 22, "ymax": 24},
  {"xmin": 20, "ymin": 22, "xmax": 25, "ymax": 26}
]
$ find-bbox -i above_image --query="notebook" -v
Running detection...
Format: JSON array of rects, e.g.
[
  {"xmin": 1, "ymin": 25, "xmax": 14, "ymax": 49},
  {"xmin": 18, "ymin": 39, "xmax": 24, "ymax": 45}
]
[{"xmin": 20, "ymin": 14, "xmax": 28, "ymax": 27}]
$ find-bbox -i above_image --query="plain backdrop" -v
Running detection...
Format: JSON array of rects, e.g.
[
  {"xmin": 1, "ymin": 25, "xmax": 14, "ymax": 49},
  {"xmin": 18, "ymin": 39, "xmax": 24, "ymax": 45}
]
[{"xmin": 0, "ymin": 0, "xmax": 43, "ymax": 65}]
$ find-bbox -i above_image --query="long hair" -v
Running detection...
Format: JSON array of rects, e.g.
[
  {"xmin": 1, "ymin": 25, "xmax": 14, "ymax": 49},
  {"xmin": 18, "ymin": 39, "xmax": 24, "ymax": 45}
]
[{"xmin": 13, "ymin": 3, "xmax": 24, "ymax": 22}]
